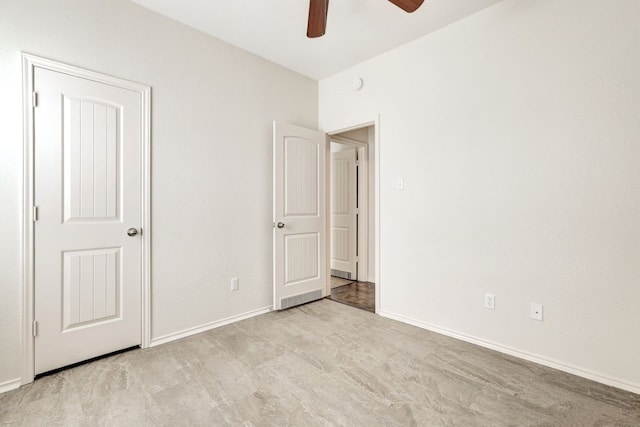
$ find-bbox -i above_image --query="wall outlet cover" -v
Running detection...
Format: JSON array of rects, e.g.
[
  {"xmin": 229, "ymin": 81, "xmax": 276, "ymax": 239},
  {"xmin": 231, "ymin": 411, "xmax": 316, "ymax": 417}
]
[
  {"xmin": 484, "ymin": 293, "xmax": 495, "ymax": 310},
  {"xmin": 530, "ymin": 303, "xmax": 543, "ymax": 321}
]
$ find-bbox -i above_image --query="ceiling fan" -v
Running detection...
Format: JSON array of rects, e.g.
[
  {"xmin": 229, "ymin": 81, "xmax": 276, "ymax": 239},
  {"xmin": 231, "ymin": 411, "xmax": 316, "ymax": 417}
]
[{"xmin": 307, "ymin": 0, "xmax": 425, "ymax": 38}]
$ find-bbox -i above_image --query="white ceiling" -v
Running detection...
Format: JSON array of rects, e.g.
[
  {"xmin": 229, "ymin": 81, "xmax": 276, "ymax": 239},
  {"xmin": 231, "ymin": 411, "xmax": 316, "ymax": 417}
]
[{"xmin": 130, "ymin": 0, "xmax": 503, "ymax": 80}]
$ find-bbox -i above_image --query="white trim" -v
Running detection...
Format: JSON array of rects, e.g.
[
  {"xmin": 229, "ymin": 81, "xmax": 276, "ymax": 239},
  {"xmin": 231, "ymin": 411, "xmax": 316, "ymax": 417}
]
[
  {"xmin": 373, "ymin": 120, "xmax": 380, "ymax": 314},
  {"xmin": 150, "ymin": 306, "xmax": 273, "ymax": 347},
  {"xmin": 356, "ymin": 145, "xmax": 368, "ymax": 281},
  {"xmin": 20, "ymin": 53, "xmax": 152, "ymax": 384},
  {"xmin": 140, "ymin": 71, "xmax": 152, "ymax": 350},
  {"xmin": 21, "ymin": 53, "xmax": 35, "ymax": 386},
  {"xmin": 380, "ymin": 310, "xmax": 640, "ymax": 395},
  {"xmin": 0, "ymin": 379, "xmax": 21, "ymax": 395},
  {"xmin": 326, "ymin": 116, "xmax": 380, "ymax": 314}
]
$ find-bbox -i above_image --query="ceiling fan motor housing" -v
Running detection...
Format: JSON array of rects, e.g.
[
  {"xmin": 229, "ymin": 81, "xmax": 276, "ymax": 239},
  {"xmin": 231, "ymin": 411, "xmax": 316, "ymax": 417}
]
[{"xmin": 307, "ymin": 0, "xmax": 424, "ymax": 38}]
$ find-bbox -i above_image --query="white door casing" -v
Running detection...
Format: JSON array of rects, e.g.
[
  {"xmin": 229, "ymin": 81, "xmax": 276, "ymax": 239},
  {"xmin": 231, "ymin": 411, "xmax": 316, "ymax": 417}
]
[
  {"xmin": 330, "ymin": 149, "xmax": 357, "ymax": 279},
  {"xmin": 273, "ymin": 122, "xmax": 327, "ymax": 310},
  {"xmin": 26, "ymin": 57, "xmax": 150, "ymax": 376}
]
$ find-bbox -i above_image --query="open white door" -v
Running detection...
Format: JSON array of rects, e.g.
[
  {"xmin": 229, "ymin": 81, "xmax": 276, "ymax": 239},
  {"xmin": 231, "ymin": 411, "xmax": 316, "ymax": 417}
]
[
  {"xmin": 273, "ymin": 122, "xmax": 327, "ymax": 310},
  {"xmin": 330, "ymin": 149, "xmax": 358, "ymax": 280}
]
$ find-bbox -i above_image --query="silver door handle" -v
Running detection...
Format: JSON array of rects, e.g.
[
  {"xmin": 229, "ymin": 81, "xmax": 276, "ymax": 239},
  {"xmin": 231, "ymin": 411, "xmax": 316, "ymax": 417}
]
[
  {"xmin": 277, "ymin": 222, "xmax": 285, "ymax": 229},
  {"xmin": 127, "ymin": 228, "xmax": 138, "ymax": 237}
]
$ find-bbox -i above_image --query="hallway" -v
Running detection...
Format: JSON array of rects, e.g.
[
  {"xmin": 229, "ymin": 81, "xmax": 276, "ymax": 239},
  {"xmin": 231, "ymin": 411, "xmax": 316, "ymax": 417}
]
[{"xmin": 329, "ymin": 277, "xmax": 375, "ymax": 312}]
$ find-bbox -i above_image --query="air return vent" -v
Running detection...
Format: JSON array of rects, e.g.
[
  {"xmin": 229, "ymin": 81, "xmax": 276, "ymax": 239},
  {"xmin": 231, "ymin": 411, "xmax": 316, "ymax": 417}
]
[
  {"xmin": 331, "ymin": 269, "xmax": 351, "ymax": 280},
  {"xmin": 280, "ymin": 289, "xmax": 323, "ymax": 310}
]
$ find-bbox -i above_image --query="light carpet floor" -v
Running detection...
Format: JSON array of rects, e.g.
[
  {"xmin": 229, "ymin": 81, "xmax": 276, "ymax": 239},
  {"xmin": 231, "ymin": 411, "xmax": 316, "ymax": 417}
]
[{"xmin": 1, "ymin": 299, "xmax": 639, "ymax": 426}]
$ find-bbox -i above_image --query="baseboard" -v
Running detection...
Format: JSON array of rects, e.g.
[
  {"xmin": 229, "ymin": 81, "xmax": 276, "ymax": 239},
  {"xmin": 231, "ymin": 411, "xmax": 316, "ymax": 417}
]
[
  {"xmin": 150, "ymin": 306, "xmax": 272, "ymax": 347},
  {"xmin": 379, "ymin": 310, "xmax": 640, "ymax": 395},
  {"xmin": 0, "ymin": 378, "xmax": 21, "ymax": 395}
]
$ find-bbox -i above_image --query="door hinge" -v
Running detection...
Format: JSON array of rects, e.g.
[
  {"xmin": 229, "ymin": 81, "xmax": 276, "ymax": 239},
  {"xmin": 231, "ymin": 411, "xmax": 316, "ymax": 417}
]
[
  {"xmin": 32, "ymin": 92, "xmax": 38, "ymax": 108},
  {"xmin": 355, "ymin": 256, "xmax": 359, "ymax": 262},
  {"xmin": 355, "ymin": 208, "xmax": 360, "ymax": 215},
  {"xmin": 33, "ymin": 206, "xmax": 39, "ymax": 221},
  {"xmin": 355, "ymin": 160, "xmax": 360, "ymax": 166},
  {"xmin": 32, "ymin": 320, "xmax": 38, "ymax": 337}
]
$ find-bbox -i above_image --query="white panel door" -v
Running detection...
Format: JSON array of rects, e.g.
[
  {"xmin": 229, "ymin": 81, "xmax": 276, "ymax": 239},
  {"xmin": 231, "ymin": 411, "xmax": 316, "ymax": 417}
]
[
  {"xmin": 34, "ymin": 67, "xmax": 142, "ymax": 374},
  {"xmin": 273, "ymin": 122, "xmax": 327, "ymax": 310},
  {"xmin": 330, "ymin": 149, "xmax": 357, "ymax": 279}
]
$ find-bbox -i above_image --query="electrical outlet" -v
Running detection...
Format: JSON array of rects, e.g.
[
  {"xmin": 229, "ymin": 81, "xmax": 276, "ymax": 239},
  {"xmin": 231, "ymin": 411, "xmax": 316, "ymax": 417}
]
[
  {"xmin": 484, "ymin": 293, "xmax": 495, "ymax": 310},
  {"xmin": 396, "ymin": 178, "xmax": 404, "ymax": 191},
  {"xmin": 230, "ymin": 277, "xmax": 239, "ymax": 291},
  {"xmin": 530, "ymin": 303, "xmax": 543, "ymax": 320}
]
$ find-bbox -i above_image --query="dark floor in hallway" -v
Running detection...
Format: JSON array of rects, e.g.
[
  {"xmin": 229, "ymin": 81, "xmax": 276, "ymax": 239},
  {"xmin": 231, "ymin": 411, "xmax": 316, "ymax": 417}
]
[{"xmin": 328, "ymin": 277, "xmax": 375, "ymax": 312}]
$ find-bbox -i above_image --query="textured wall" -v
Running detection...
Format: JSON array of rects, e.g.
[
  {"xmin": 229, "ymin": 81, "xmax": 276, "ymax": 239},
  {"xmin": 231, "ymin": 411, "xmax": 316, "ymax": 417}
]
[
  {"xmin": 320, "ymin": 0, "xmax": 640, "ymax": 392},
  {"xmin": 0, "ymin": 0, "xmax": 317, "ymax": 386}
]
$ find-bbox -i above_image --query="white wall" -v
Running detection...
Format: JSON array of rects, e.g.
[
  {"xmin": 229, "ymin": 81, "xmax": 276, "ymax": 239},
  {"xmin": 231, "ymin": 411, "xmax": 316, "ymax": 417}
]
[
  {"xmin": 330, "ymin": 141, "xmax": 353, "ymax": 153},
  {"xmin": 319, "ymin": 0, "xmax": 640, "ymax": 392},
  {"xmin": 339, "ymin": 128, "xmax": 369, "ymax": 144},
  {"xmin": 0, "ymin": 0, "xmax": 317, "ymax": 386}
]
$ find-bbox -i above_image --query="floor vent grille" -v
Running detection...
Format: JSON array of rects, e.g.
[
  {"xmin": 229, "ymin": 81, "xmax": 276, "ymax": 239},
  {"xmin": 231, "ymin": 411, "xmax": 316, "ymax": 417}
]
[
  {"xmin": 280, "ymin": 289, "xmax": 323, "ymax": 310},
  {"xmin": 331, "ymin": 269, "xmax": 352, "ymax": 280}
]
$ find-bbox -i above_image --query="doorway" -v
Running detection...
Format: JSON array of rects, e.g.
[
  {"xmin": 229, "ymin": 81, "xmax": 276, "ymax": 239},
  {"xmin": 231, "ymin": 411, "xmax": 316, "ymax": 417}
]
[
  {"xmin": 327, "ymin": 126, "xmax": 375, "ymax": 312},
  {"xmin": 21, "ymin": 54, "xmax": 151, "ymax": 383},
  {"xmin": 272, "ymin": 121, "xmax": 378, "ymax": 312}
]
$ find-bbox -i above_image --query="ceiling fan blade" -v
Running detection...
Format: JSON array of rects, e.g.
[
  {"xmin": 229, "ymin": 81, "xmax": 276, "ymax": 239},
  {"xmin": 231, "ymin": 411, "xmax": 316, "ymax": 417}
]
[
  {"xmin": 388, "ymin": 0, "xmax": 424, "ymax": 13},
  {"xmin": 307, "ymin": 0, "xmax": 329, "ymax": 38}
]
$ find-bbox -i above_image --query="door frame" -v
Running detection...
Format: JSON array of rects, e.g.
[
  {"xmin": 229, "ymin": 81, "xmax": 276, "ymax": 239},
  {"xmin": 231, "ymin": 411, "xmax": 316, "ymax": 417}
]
[
  {"xmin": 20, "ymin": 53, "xmax": 152, "ymax": 384},
  {"xmin": 325, "ymin": 117, "xmax": 380, "ymax": 313},
  {"xmin": 329, "ymin": 135, "xmax": 369, "ymax": 282}
]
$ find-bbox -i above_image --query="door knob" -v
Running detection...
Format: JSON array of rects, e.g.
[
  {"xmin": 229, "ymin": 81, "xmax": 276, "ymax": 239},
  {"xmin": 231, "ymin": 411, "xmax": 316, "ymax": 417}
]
[
  {"xmin": 277, "ymin": 222, "xmax": 285, "ymax": 229},
  {"xmin": 127, "ymin": 228, "xmax": 138, "ymax": 237}
]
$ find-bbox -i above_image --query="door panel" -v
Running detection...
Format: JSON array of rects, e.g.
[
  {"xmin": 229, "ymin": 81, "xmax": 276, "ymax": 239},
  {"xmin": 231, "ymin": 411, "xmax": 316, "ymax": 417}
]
[
  {"xmin": 285, "ymin": 233, "xmax": 319, "ymax": 284},
  {"xmin": 284, "ymin": 137, "xmax": 319, "ymax": 216},
  {"xmin": 62, "ymin": 248, "xmax": 120, "ymax": 330},
  {"xmin": 330, "ymin": 149, "xmax": 357, "ymax": 279},
  {"xmin": 64, "ymin": 98, "xmax": 119, "ymax": 221},
  {"xmin": 273, "ymin": 122, "xmax": 327, "ymax": 310},
  {"xmin": 34, "ymin": 67, "xmax": 142, "ymax": 374}
]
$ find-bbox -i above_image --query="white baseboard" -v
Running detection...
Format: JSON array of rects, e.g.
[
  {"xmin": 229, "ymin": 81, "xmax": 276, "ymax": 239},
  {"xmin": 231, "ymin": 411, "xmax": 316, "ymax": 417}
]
[
  {"xmin": 379, "ymin": 310, "xmax": 640, "ymax": 396},
  {"xmin": 0, "ymin": 378, "xmax": 21, "ymax": 395},
  {"xmin": 150, "ymin": 306, "xmax": 272, "ymax": 347}
]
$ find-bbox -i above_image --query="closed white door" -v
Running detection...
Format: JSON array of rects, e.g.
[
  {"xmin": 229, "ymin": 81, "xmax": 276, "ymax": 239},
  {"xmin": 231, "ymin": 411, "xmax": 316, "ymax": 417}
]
[
  {"xmin": 273, "ymin": 122, "xmax": 327, "ymax": 310},
  {"xmin": 34, "ymin": 67, "xmax": 142, "ymax": 374},
  {"xmin": 330, "ymin": 149, "xmax": 357, "ymax": 279}
]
